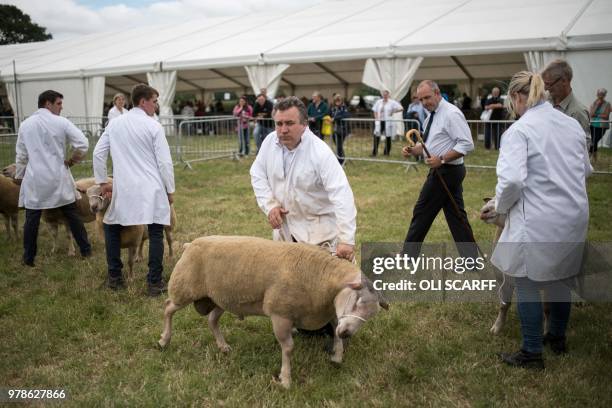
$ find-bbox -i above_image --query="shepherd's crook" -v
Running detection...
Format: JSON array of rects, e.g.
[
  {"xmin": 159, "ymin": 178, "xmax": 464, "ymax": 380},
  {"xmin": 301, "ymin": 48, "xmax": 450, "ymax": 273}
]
[{"xmin": 405, "ymin": 129, "xmax": 484, "ymax": 259}]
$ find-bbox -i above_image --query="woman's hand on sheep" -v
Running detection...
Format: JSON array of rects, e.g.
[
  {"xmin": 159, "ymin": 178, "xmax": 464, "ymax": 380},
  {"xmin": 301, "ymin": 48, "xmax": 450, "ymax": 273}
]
[
  {"xmin": 336, "ymin": 243, "xmax": 354, "ymax": 261},
  {"xmin": 268, "ymin": 206, "xmax": 288, "ymax": 229},
  {"xmin": 100, "ymin": 182, "xmax": 113, "ymax": 200}
]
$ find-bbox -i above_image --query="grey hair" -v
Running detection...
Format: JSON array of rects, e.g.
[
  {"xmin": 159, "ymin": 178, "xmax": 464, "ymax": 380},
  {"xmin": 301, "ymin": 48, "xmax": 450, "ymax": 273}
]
[
  {"xmin": 541, "ymin": 59, "xmax": 573, "ymax": 81},
  {"xmin": 273, "ymin": 96, "xmax": 308, "ymax": 125},
  {"xmin": 597, "ymin": 88, "xmax": 607, "ymax": 96},
  {"xmin": 417, "ymin": 80, "xmax": 440, "ymax": 92}
]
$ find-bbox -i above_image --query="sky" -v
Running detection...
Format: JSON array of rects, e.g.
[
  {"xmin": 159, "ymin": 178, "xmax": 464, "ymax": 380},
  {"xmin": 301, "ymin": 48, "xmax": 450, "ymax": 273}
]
[{"xmin": 7, "ymin": 0, "xmax": 320, "ymax": 40}]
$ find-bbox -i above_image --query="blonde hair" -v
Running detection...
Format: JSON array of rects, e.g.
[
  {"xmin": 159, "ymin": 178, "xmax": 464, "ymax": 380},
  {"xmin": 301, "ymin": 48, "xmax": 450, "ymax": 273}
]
[
  {"xmin": 113, "ymin": 93, "xmax": 125, "ymax": 104},
  {"xmin": 505, "ymin": 71, "xmax": 546, "ymax": 118}
]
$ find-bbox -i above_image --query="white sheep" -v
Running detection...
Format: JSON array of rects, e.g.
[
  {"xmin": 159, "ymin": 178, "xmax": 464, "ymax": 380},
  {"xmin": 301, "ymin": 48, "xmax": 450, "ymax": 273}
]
[
  {"xmin": 86, "ymin": 182, "xmax": 176, "ymax": 276},
  {"xmin": 0, "ymin": 174, "xmax": 20, "ymax": 240},
  {"xmin": 159, "ymin": 235, "xmax": 388, "ymax": 389}
]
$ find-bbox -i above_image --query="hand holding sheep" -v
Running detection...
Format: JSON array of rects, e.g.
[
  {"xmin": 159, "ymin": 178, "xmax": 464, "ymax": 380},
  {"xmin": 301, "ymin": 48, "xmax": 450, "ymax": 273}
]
[{"xmin": 335, "ymin": 243, "xmax": 354, "ymax": 261}]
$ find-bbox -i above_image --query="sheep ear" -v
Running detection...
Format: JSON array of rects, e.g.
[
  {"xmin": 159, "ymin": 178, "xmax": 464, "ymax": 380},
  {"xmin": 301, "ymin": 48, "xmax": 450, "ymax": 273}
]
[
  {"xmin": 347, "ymin": 281, "xmax": 362, "ymax": 290},
  {"xmin": 483, "ymin": 197, "xmax": 492, "ymax": 203},
  {"xmin": 379, "ymin": 299, "xmax": 390, "ymax": 310}
]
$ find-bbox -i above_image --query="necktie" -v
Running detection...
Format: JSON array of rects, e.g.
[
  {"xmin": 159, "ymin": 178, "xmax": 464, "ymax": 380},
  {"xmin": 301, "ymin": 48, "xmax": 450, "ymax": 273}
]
[{"xmin": 422, "ymin": 110, "xmax": 435, "ymax": 143}]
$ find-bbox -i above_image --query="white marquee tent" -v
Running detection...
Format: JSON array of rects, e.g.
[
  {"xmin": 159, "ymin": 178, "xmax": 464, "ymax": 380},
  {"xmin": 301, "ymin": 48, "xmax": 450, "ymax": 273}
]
[{"xmin": 1, "ymin": 0, "xmax": 611, "ymax": 120}]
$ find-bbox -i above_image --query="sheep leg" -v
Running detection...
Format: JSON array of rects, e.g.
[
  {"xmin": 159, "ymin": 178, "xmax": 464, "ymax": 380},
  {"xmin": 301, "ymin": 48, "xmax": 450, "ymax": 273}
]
[
  {"xmin": 49, "ymin": 222, "xmax": 59, "ymax": 253},
  {"xmin": 271, "ymin": 314, "xmax": 294, "ymax": 389},
  {"xmin": 164, "ymin": 227, "xmax": 174, "ymax": 259},
  {"xmin": 65, "ymin": 223, "xmax": 76, "ymax": 256},
  {"xmin": 490, "ymin": 269, "xmax": 514, "ymax": 335},
  {"xmin": 135, "ymin": 235, "xmax": 145, "ymax": 263},
  {"xmin": 330, "ymin": 331, "xmax": 345, "ymax": 364},
  {"xmin": 127, "ymin": 247, "xmax": 135, "ymax": 279},
  {"xmin": 208, "ymin": 306, "xmax": 231, "ymax": 353},
  {"xmin": 3, "ymin": 214, "xmax": 10, "ymax": 240},
  {"xmin": 11, "ymin": 214, "xmax": 18, "ymax": 239},
  {"xmin": 159, "ymin": 299, "xmax": 186, "ymax": 348}
]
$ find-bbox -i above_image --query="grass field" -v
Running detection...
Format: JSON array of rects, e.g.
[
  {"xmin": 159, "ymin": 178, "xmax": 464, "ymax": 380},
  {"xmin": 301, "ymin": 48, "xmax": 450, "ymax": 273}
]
[{"xmin": 1, "ymin": 146, "xmax": 612, "ymax": 407}]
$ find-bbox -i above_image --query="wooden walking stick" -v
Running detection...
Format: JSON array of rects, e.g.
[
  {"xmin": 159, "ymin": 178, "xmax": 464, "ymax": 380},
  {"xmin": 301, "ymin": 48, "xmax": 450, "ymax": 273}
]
[{"xmin": 405, "ymin": 129, "xmax": 484, "ymax": 259}]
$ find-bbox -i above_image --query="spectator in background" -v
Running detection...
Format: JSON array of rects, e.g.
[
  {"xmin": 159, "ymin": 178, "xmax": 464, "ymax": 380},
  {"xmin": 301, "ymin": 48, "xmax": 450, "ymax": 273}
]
[
  {"xmin": 307, "ymin": 92, "xmax": 329, "ymax": 139},
  {"xmin": 461, "ymin": 93, "xmax": 472, "ymax": 112},
  {"xmin": 252, "ymin": 93, "xmax": 274, "ymax": 153},
  {"xmin": 406, "ymin": 93, "xmax": 426, "ymax": 131},
  {"xmin": 233, "ymin": 95, "xmax": 253, "ymax": 157},
  {"xmin": 214, "ymin": 100, "xmax": 225, "ymax": 114},
  {"xmin": 371, "ymin": 90, "xmax": 403, "ymax": 156},
  {"xmin": 107, "ymin": 93, "xmax": 128, "ymax": 123},
  {"xmin": 589, "ymin": 88, "xmax": 611, "ymax": 162},
  {"xmin": 483, "ymin": 87, "xmax": 505, "ymax": 150},
  {"xmin": 541, "ymin": 59, "xmax": 591, "ymax": 148},
  {"xmin": 329, "ymin": 94, "xmax": 350, "ymax": 165},
  {"xmin": 181, "ymin": 101, "xmax": 195, "ymax": 117}
]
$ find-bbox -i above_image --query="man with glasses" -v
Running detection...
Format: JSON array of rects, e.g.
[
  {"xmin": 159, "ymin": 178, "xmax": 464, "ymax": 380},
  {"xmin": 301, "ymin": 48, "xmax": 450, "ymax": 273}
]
[
  {"xmin": 93, "ymin": 84, "xmax": 175, "ymax": 296},
  {"xmin": 250, "ymin": 96, "xmax": 357, "ymax": 262},
  {"xmin": 541, "ymin": 59, "xmax": 591, "ymax": 147}
]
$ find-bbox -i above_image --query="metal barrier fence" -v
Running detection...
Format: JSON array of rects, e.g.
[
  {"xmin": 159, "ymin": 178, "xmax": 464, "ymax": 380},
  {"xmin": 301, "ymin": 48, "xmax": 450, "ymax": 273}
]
[{"xmin": 1, "ymin": 116, "xmax": 610, "ymax": 175}]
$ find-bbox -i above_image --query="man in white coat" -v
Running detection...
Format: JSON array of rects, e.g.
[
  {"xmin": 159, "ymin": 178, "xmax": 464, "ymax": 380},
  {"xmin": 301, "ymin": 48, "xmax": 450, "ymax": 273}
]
[
  {"xmin": 93, "ymin": 84, "xmax": 175, "ymax": 296},
  {"xmin": 15, "ymin": 90, "xmax": 92, "ymax": 267},
  {"xmin": 250, "ymin": 96, "xmax": 357, "ymax": 261}
]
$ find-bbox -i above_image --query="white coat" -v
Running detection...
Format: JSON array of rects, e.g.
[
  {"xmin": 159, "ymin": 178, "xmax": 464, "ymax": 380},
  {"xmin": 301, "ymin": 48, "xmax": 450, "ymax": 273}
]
[
  {"xmin": 491, "ymin": 102, "xmax": 591, "ymax": 281},
  {"xmin": 93, "ymin": 108, "xmax": 175, "ymax": 226},
  {"xmin": 372, "ymin": 98, "xmax": 403, "ymax": 137},
  {"xmin": 250, "ymin": 127, "xmax": 357, "ymax": 245},
  {"xmin": 107, "ymin": 106, "xmax": 127, "ymax": 122},
  {"xmin": 15, "ymin": 108, "xmax": 88, "ymax": 209}
]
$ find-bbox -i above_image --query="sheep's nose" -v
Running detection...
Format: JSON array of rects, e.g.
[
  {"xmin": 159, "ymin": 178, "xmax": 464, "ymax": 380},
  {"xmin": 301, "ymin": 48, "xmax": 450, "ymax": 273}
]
[{"xmin": 339, "ymin": 330, "xmax": 350, "ymax": 339}]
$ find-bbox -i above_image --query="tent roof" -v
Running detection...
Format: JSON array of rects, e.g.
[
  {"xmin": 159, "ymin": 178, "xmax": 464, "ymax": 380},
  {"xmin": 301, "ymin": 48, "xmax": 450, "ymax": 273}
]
[{"xmin": 0, "ymin": 0, "xmax": 610, "ymax": 83}]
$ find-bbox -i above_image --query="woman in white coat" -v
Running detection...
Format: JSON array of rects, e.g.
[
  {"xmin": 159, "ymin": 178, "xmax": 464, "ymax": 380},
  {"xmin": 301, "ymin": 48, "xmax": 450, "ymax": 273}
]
[
  {"xmin": 107, "ymin": 93, "xmax": 127, "ymax": 123},
  {"xmin": 492, "ymin": 71, "xmax": 591, "ymax": 369}
]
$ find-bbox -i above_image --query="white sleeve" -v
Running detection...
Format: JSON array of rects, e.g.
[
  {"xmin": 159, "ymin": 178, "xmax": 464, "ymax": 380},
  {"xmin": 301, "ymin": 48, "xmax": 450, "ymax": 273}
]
[
  {"xmin": 448, "ymin": 111, "xmax": 474, "ymax": 155},
  {"xmin": 153, "ymin": 124, "xmax": 175, "ymax": 194},
  {"xmin": 318, "ymin": 149, "xmax": 357, "ymax": 245},
  {"xmin": 249, "ymin": 139, "xmax": 281, "ymax": 215},
  {"xmin": 93, "ymin": 130, "xmax": 110, "ymax": 184},
  {"xmin": 495, "ymin": 128, "xmax": 527, "ymax": 214},
  {"xmin": 64, "ymin": 119, "xmax": 88, "ymax": 156},
  {"xmin": 15, "ymin": 129, "xmax": 28, "ymax": 180}
]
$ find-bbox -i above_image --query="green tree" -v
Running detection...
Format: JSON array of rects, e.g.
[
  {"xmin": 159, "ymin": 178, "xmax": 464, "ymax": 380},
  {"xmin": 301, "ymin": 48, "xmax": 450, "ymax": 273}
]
[{"xmin": 0, "ymin": 4, "xmax": 52, "ymax": 45}]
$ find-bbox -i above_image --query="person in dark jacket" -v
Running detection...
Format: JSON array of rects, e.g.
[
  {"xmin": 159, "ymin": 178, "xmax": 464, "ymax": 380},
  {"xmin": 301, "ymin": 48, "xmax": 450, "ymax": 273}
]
[
  {"xmin": 329, "ymin": 95, "xmax": 350, "ymax": 164},
  {"xmin": 307, "ymin": 92, "xmax": 329, "ymax": 139}
]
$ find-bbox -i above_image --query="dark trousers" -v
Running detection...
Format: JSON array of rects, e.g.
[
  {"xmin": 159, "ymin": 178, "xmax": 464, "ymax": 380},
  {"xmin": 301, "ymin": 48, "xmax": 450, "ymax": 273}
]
[
  {"xmin": 403, "ymin": 164, "xmax": 477, "ymax": 259},
  {"xmin": 333, "ymin": 132, "xmax": 346, "ymax": 164},
  {"xmin": 515, "ymin": 277, "xmax": 571, "ymax": 354},
  {"xmin": 104, "ymin": 223, "xmax": 165, "ymax": 284},
  {"xmin": 590, "ymin": 126, "xmax": 607, "ymax": 153},
  {"xmin": 23, "ymin": 202, "xmax": 91, "ymax": 264},
  {"xmin": 238, "ymin": 127, "xmax": 250, "ymax": 156},
  {"xmin": 484, "ymin": 122, "xmax": 503, "ymax": 150},
  {"xmin": 372, "ymin": 120, "xmax": 392, "ymax": 156}
]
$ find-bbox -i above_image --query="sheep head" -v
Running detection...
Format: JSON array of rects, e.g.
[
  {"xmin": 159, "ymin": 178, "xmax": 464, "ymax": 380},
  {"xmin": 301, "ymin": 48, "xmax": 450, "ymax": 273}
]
[
  {"xmin": 335, "ymin": 275, "xmax": 388, "ymax": 339},
  {"xmin": 86, "ymin": 184, "xmax": 110, "ymax": 214}
]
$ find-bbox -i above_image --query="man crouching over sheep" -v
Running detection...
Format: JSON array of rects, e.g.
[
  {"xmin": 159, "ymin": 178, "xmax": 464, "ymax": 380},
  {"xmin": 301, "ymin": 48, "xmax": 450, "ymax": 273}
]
[
  {"xmin": 159, "ymin": 236, "xmax": 388, "ymax": 389},
  {"xmin": 250, "ymin": 96, "xmax": 358, "ymax": 336},
  {"xmin": 93, "ymin": 84, "xmax": 175, "ymax": 296},
  {"xmin": 15, "ymin": 90, "xmax": 92, "ymax": 267}
]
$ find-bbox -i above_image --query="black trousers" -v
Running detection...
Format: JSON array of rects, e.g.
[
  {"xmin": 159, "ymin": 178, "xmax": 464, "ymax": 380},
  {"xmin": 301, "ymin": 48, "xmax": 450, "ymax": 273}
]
[
  {"xmin": 403, "ymin": 164, "xmax": 477, "ymax": 259},
  {"xmin": 23, "ymin": 202, "xmax": 91, "ymax": 264},
  {"xmin": 333, "ymin": 132, "xmax": 346, "ymax": 164},
  {"xmin": 104, "ymin": 223, "xmax": 164, "ymax": 284},
  {"xmin": 372, "ymin": 120, "xmax": 392, "ymax": 156}
]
